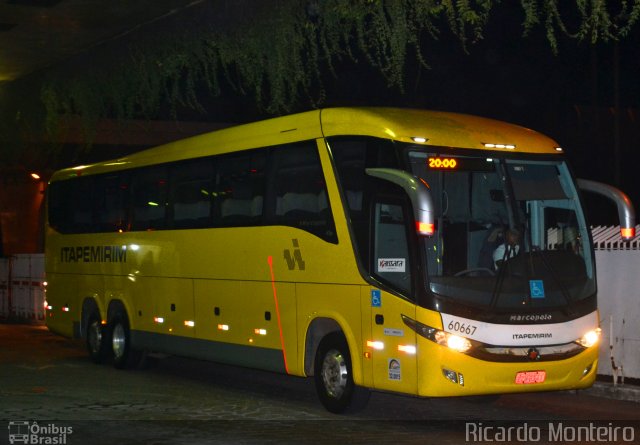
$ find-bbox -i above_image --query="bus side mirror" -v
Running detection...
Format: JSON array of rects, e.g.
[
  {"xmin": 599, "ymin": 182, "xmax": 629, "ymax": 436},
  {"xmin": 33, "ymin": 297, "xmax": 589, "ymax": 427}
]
[
  {"xmin": 365, "ymin": 168, "xmax": 435, "ymax": 236},
  {"xmin": 577, "ymin": 178, "xmax": 636, "ymax": 240}
]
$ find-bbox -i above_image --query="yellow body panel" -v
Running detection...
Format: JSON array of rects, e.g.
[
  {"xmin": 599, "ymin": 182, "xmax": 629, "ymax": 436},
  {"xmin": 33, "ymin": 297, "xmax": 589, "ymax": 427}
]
[
  {"xmin": 367, "ymin": 288, "xmax": 418, "ymax": 394},
  {"xmin": 46, "ymin": 222, "xmax": 363, "ymax": 376}
]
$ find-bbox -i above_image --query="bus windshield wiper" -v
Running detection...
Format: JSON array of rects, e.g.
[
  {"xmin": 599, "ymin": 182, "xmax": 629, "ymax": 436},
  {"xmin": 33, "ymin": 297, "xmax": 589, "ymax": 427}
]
[
  {"xmin": 489, "ymin": 228, "xmax": 523, "ymax": 307},
  {"xmin": 489, "ymin": 244, "xmax": 512, "ymax": 308},
  {"xmin": 490, "ymin": 161, "xmax": 519, "ymax": 308}
]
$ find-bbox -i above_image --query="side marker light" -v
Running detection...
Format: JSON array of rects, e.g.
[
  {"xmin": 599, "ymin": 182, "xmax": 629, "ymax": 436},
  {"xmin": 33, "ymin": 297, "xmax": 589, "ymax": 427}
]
[
  {"xmin": 398, "ymin": 344, "xmax": 416, "ymax": 354},
  {"xmin": 416, "ymin": 221, "xmax": 435, "ymax": 236},
  {"xmin": 621, "ymin": 227, "xmax": 636, "ymax": 240}
]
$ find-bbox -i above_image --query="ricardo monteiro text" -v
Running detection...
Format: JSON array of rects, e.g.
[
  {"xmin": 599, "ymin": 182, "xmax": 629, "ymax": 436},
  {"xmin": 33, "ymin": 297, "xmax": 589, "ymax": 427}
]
[
  {"xmin": 466, "ymin": 422, "xmax": 635, "ymax": 442},
  {"xmin": 60, "ymin": 246, "xmax": 127, "ymax": 263}
]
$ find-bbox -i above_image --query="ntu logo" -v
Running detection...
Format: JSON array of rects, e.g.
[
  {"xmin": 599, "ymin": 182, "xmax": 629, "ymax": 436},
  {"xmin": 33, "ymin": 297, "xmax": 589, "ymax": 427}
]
[{"xmin": 283, "ymin": 239, "xmax": 305, "ymax": 270}]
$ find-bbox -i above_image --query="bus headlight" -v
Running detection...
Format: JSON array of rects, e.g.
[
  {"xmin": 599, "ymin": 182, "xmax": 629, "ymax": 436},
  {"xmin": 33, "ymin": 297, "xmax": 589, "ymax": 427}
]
[
  {"xmin": 576, "ymin": 328, "xmax": 601, "ymax": 348},
  {"xmin": 402, "ymin": 315, "xmax": 474, "ymax": 353},
  {"xmin": 435, "ymin": 330, "xmax": 473, "ymax": 353},
  {"xmin": 446, "ymin": 333, "xmax": 472, "ymax": 352}
]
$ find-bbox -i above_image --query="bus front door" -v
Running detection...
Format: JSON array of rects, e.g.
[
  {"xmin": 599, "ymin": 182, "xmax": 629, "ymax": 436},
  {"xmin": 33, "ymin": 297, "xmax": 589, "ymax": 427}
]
[{"xmin": 369, "ymin": 198, "xmax": 418, "ymax": 394}]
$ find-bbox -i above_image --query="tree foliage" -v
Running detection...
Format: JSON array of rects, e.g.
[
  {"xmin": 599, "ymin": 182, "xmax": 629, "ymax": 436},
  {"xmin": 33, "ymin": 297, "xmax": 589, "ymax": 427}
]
[
  {"xmin": 521, "ymin": 0, "xmax": 640, "ymax": 49},
  {"xmin": 24, "ymin": 0, "xmax": 640, "ymax": 146}
]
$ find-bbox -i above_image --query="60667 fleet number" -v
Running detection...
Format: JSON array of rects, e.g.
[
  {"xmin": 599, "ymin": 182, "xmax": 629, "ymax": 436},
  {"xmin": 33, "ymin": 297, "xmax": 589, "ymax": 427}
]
[{"xmin": 447, "ymin": 320, "xmax": 477, "ymax": 336}]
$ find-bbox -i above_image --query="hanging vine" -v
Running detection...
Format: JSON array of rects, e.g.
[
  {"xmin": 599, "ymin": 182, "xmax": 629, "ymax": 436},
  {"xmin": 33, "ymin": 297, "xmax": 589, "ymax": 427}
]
[
  {"xmin": 521, "ymin": 0, "xmax": 640, "ymax": 50},
  {"xmin": 30, "ymin": 0, "xmax": 640, "ymax": 148}
]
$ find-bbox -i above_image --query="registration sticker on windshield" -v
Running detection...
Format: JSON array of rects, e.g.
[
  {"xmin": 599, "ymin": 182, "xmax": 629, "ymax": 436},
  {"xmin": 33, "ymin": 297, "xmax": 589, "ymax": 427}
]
[
  {"xmin": 377, "ymin": 258, "xmax": 406, "ymax": 273},
  {"xmin": 515, "ymin": 370, "xmax": 546, "ymax": 384}
]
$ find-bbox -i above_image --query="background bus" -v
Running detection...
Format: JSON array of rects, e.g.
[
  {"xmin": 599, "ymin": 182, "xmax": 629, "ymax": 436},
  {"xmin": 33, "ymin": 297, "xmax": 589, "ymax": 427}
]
[{"xmin": 44, "ymin": 108, "xmax": 635, "ymax": 413}]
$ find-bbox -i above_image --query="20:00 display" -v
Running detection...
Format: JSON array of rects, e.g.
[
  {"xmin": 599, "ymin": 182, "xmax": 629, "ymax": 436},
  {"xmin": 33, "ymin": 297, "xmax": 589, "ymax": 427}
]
[{"xmin": 428, "ymin": 157, "xmax": 458, "ymax": 169}]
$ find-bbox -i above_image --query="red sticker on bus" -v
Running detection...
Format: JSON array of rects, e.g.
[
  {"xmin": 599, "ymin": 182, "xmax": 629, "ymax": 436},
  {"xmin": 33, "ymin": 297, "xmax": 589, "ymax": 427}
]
[{"xmin": 515, "ymin": 370, "xmax": 546, "ymax": 384}]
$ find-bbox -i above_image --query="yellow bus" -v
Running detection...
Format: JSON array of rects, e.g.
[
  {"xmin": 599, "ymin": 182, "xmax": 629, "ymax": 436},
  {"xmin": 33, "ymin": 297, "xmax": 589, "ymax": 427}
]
[{"xmin": 45, "ymin": 107, "xmax": 635, "ymax": 413}]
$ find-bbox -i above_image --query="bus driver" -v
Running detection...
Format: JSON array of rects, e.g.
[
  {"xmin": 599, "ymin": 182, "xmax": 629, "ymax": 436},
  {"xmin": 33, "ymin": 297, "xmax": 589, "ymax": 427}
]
[{"xmin": 493, "ymin": 228, "xmax": 521, "ymax": 269}]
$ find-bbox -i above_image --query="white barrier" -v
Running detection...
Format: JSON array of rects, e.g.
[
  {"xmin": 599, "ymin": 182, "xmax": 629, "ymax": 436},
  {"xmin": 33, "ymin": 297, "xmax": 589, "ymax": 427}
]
[
  {"xmin": 0, "ymin": 258, "xmax": 9, "ymax": 320},
  {"xmin": 0, "ymin": 254, "xmax": 45, "ymax": 322},
  {"xmin": 595, "ymin": 249, "xmax": 640, "ymax": 381}
]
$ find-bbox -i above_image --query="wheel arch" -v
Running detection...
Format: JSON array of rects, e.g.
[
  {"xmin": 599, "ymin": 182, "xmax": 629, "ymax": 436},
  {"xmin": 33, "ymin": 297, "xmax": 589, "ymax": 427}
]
[
  {"xmin": 106, "ymin": 299, "xmax": 129, "ymax": 324},
  {"xmin": 80, "ymin": 296, "xmax": 103, "ymax": 340},
  {"xmin": 304, "ymin": 317, "xmax": 363, "ymax": 382}
]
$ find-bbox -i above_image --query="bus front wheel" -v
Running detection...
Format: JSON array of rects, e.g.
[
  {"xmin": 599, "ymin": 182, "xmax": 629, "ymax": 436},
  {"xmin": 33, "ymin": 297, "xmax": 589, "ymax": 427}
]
[
  {"xmin": 314, "ymin": 332, "xmax": 370, "ymax": 414},
  {"xmin": 110, "ymin": 311, "xmax": 142, "ymax": 369}
]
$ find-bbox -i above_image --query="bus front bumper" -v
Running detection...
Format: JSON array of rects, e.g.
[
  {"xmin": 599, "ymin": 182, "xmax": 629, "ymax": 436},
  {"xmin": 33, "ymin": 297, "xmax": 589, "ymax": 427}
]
[{"xmin": 416, "ymin": 338, "xmax": 599, "ymax": 397}]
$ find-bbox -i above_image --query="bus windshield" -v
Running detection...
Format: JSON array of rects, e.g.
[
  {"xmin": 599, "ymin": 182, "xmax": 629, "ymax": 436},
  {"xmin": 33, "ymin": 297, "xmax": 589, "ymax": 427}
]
[{"xmin": 407, "ymin": 151, "xmax": 595, "ymax": 309}]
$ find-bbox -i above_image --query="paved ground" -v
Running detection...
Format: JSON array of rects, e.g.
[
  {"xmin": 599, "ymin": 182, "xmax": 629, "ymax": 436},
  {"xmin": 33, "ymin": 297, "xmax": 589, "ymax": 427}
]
[
  {"xmin": 1, "ymin": 323, "xmax": 639, "ymax": 444},
  {"xmin": 586, "ymin": 380, "xmax": 640, "ymax": 404}
]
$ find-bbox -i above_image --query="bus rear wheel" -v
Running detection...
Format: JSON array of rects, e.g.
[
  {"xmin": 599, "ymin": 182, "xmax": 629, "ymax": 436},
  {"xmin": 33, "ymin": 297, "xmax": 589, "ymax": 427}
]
[
  {"xmin": 86, "ymin": 314, "xmax": 109, "ymax": 364},
  {"xmin": 110, "ymin": 311, "xmax": 142, "ymax": 369},
  {"xmin": 314, "ymin": 332, "xmax": 370, "ymax": 414}
]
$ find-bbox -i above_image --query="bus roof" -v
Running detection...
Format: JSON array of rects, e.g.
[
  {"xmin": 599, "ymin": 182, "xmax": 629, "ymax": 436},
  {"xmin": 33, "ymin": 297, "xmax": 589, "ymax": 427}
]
[
  {"xmin": 50, "ymin": 107, "xmax": 562, "ymax": 181},
  {"xmin": 320, "ymin": 108, "xmax": 561, "ymax": 153}
]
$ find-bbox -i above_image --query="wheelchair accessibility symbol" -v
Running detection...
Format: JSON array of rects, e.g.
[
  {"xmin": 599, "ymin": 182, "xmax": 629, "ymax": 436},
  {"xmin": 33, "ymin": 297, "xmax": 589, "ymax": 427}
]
[
  {"xmin": 529, "ymin": 280, "xmax": 545, "ymax": 299},
  {"xmin": 371, "ymin": 289, "xmax": 381, "ymax": 307}
]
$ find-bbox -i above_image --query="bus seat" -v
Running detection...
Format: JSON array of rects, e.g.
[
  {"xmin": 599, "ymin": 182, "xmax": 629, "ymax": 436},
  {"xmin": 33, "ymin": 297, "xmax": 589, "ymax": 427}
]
[
  {"xmin": 345, "ymin": 190, "xmax": 363, "ymax": 211},
  {"xmin": 317, "ymin": 191, "xmax": 328, "ymax": 212},
  {"xmin": 251, "ymin": 196, "xmax": 264, "ymax": 217},
  {"xmin": 219, "ymin": 178, "xmax": 263, "ymax": 221},
  {"xmin": 174, "ymin": 201, "xmax": 210, "ymax": 221},
  {"xmin": 131, "ymin": 203, "xmax": 166, "ymax": 230},
  {"xmin": 221, "ymin": 198, "xmax": 253, "ymax": 218},
  {"xmin": 279, "ymin": 192, "xmax": 319, "ymax": 215}
]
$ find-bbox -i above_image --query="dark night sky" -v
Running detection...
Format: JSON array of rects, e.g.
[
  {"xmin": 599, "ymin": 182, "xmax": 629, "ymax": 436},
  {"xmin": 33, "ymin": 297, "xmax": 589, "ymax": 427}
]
[
  {"xmin": 35, "ymin": 3, "xmax": 640, "ymax": 226},
  {"xmin": 310, "ymin": 9, "xmax": 640, "ymax": 226},
  {"xmin": 137, "ymin": 5, "xmax": 640, "ymax": 227}
]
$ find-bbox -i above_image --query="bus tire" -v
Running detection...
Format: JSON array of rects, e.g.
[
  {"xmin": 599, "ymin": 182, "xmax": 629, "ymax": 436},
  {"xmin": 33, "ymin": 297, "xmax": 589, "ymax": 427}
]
[
  {"xmin": 314, "ymin": 332, "xmax": 370, "ymax": 414},
  {"xmin": 110, "ymin": 311, "xmax": 142, "ymax": 369},
  {"xmin": 86, "ymin": 313, "xmax": 109, "ymax": 364}
]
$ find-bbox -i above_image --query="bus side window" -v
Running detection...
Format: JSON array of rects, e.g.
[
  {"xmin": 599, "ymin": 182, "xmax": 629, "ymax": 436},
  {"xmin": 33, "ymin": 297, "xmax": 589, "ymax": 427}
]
[
  {"xmin": 215, "ymin": 152, "xmax": 265, "ymax": 226},
  {"xmin": 70, "ymin": 176, "xmax": 94, "ymax": 233},
  {"xmin": 94, "ymin": 173, "xmax": 129, "ymax": 232},
  {"xmin": 47, "ymin": 180, "xmax": 73, "ymax": 234},
  {"xmin": 372, "ymin": 200, "xmax": 412, "ymax": 295},
  {"xmin": 131, "ymin": 166, "xmax": 169, "ymax": 231},
  {"xmin": 171, "ymin": 159, "xmax": 214, "ymax": 229},
  {"xmin": 272, "ymin": 142, "xmax": 337, "ymax": 243}
]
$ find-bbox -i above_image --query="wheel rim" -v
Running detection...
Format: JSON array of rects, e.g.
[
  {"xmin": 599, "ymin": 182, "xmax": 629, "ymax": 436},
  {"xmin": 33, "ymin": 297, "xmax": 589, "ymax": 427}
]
[
  {"xmin": 112, "ymin": 323, "xmax": 126, "ymax": 360},
  {"xmin": 321, "ymin": 348, "xmax": 348, "ymax": 399},
  {"xmin": 88, "ymin": 320, "xmax": 102, "ymax": 354}
]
